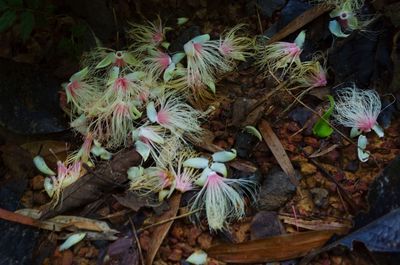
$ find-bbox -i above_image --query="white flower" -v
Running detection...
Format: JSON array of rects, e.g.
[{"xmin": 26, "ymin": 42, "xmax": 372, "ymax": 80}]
[
  {"xmin": 190, "ymin": 171, "xmax": 256, "ymax": 231},
  {"xmin": 333, "ymin": 86, "xmax": 383, "ymax": 138}
]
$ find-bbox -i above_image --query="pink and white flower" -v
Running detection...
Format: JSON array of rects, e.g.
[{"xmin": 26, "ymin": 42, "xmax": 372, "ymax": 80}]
[
  {"xmin": 218, "ymin": 24, "xmax": 252, "ymax": 64},
  {"xmin": 333, "ymin": 86, "xmax": 383, "ymax": 138},
  {"xmin": 146, "ymin": 92, "xmax": 203, "ymax": 139},
  {"xmin": 290, "ymin": 60, "xmax": 328, "ymax": 89},
  {"xmin": 190, "ymin": 171, "xmax": 256, "ymax": 230},
  {"xmin": 255, "ymin": 30, "xmax": 305, "ymax": 76}
]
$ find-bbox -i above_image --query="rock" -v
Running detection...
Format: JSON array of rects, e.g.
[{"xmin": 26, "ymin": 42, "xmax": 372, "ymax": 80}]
[
  {"xmin": 234, "ymin": 131, "xmax": 260, "ymax": 159},
  {"xmin": 258, "ymin": 169, "xmax": 297, "ymax": 211},
  {"xmin": 288, "ymin": 107, "xmax": 312, "ymax": 127},
  {"xmin": 167, "ymin": 248, "xmax": 182, "ymax": 262},
  {"xmin": 310, "ymin": 188, "xmax": 329, "ymax": 208},
  {"xmin": 250, "ymin": 211, "xmax": 282, "ymax": 240},
  {"xmin": 299, "ymin": 162, "xmax": 317, "ymax": 176},
  {"xmin": 197, "ymin": 233, "xmax": 213, "ymax": 249},
  {"xmin": 31, "ymin": 175, "xmax": 44, "ymax": 190},
  {"xmin": 0, "ymin": 58, "xmax": 67, "ymax": 134}
]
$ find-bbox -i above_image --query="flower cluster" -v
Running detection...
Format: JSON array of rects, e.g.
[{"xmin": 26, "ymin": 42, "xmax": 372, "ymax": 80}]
[
  {"xmin": 128, "ymin": 148, "xmax": 257, "ymax": 231},
  {"xmin": 255, "ymin": 31, "xmax": 328, "ymax": 94}
]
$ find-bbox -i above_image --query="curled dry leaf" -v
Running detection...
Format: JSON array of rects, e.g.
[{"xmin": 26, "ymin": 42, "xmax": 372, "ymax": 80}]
[{"xmin": 207, "ymin": 230, "xmax": 336, "ymax": 263}]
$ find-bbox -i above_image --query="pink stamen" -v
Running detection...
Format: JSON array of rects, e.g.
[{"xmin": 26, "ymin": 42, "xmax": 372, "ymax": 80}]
[
  {"xmin": 284, "ymin": 43, "xmax": 301, "ymax": 57},
  {"xmin": 113, "ymin": 77, "xmax": 129, "ymax": 92},
  {"xmin": 57, "ymin": 161, "xmax": 68, "ymax": 177},
  {"xmin": 205, "ymin": 172, "xmax": 223, "ymax": 187},
  {"xmin": 67, "ymin": 80, "xmax": 81, "ymax": 98},
  {"xmin": 156, "ymin": 52, "xmax": 171, "ymax": 70},
  {"xmin": 138, "ymin": 91, "xmax": 150, "ymax": 103},
  {"xmin": 159, "ymin": 171, "xmax": 172, "ymax": 188},
  {"xmin": 358, "ymin": 116, "xmax": 376, "ymax": 132},
  {"xmin": 152, "ymin": 32, "xmax": 163, "ymax": 44},
  {"xmin": 156, "ymin": 109, "xmax": 170, "ymax": 125},
  {"xmin": 193, "ymin": 42, "xmax": 203, "ymax": 55},
  {"xmin": 115, "ymin": 103, "xmax": 130, "ymax": 117},
  {"xmin": 175, "ymin": 173, "xmax": 193, "ymax": 192},
  {"xmin": 219, "ymin": 41, "xmax": 233, "ymax": 56},
  {"xmin": 312, "ymin": 72, "xmax": 327, "ymax": 88},
  {"xmin": 82, "ymin": 133, "xmax": 93, "ymax": 154}
]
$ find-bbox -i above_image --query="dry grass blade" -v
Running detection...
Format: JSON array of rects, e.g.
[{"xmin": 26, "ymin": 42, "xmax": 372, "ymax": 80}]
[
  {"xmin": 145, "ymin": 193, "xmax": 181, "ymax": 265},
  {"xmin": 208, "ymin": 230, "xmax": 336, "ymax": 263},
  {"xmin": 309, "ymin": 144, "xmax": 339, "ymax": 158},
  {"xmin": 259, "ymin": 119, "xmax": 298, "ymax": 185},
  {"xmin": 267, "ymin": 3, "xmax": 334, "ymax": 44}
]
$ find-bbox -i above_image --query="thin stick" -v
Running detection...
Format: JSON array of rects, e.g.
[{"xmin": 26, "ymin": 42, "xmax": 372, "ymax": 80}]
[
  {"xmin": 129, "ymin": 217, "xmax": 145, "ymax": 265},
  {"xmin": 138, "ymin": 208, "xmax": 201, "ymax": 232}
]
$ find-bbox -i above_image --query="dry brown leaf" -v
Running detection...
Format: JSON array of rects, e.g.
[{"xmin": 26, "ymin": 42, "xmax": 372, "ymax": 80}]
[
  {"xmin": 278, "ymin": 215, "xmax": 351, "ymax": 235},
  {"xmin": 308, "ymin": 144, "xmax": 339, "ymax": 158},
  {"xmin": 267, "ymin": 3, "xmax": 334, "ymax": 44},
  {"xmin": 259, "ymin": 119, "xmax": 298, "ymax": 185},
  {"xmin": 15, "ymin": 208, "xmax": 118, "ymax": 235},
  {"xmin": 207, "ymin": 230, "xmax": 335, "ymax": 263},
  {"xmin": 145, "ymin": 193, "xmax": 182, "ymax": 265},
  {"xmin": 21, "ymin": 140, "xmax": 70, "ymax": 161}
]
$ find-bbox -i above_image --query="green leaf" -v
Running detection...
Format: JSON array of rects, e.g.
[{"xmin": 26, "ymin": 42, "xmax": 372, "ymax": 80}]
[
  {"xmin": 0, "ymin": 10, "xmax": 16, "ymax": 32},
  {"xmin": 313, "ymin": 95, "xmax": 335, "ymax": 138},
  {"xmin": 244, "ymin": 126, "xmax": 262, "ymax": 141},
  {"xmin": 20, "ymin": 11, "xmax": 35, "ymax": 41}
]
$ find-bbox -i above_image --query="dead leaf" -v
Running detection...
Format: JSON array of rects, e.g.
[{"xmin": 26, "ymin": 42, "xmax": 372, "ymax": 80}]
[
  {"xmin": 279, "ymin": 215, "xmax": 351, "ymax": 235},
  {"xmin": 39, "ymin": 149, "xmax": 142, "ymax": 219},
  {"xmin": 114, "ymin": 191, "xmax": 159, "ymax": 212},
  {"xmin": 22, "ymin": 140, "xmax": 70, "ymax": 162},
  {"xmin": 309, "ymin": 144, "xmax": 339, "ymax": 158},
  {"xmin": 267, "ymin": 3, "xmax": 334, "ymax": 44},
  {"xmin": 13, "ymin": 208, "xmax": 119, "ymax": 236},
  {"xmin": 258, "ymin": 119, "xmax": 298, "ymax": 185},
  {"xmin": 145, "ymin": 193, "xmax": 181, "ymax": 265},
  {"xmin": 207, "ymin": 230, "xmax": 335, "ymax": 263}
]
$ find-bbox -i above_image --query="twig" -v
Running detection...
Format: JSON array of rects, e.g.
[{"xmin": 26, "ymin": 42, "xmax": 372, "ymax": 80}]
[
  {"xmin": 129, "ymin": 217, "xmax": 145, "ymax": 265},
  {"xmin": 138, "ymin": 208, "xmax": 201, "ymax": 232}
]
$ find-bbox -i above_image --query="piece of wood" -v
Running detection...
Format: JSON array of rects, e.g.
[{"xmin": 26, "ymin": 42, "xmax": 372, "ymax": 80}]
[
  {"xmin": 267, "ymin": 3, "xmax": 334, "ymax": 44},
  {"xmin": 208, "ymin": 230, "xmax": 335, "ymax": 263},
  {"xmin": 145, "ymin": 193, "xmax": 182, "ymax": 265},
  {"xmin": 259, "ymin": 119, "xmax": 298, "ymax": 185}
]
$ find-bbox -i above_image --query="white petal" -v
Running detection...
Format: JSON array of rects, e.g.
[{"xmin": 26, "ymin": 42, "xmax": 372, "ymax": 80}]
[
  {"xmin": 350, "ymin": 127, "xmax": 362, "ymax": 138},
  {"xmin": 146, "ymin": 102, "xmax": 158, "ymax": 123},
  {"xmin": 127, "ymin": 166, "xmax": 144, "ymax": 181},
  {"xmin": 139, "ymin": 127, "xmax": 164, "ymax": 144},
  {"xmin": 33, "ymin": 156, "xmax": 56, "ymax": 176},
  {"xmin": 125, "ymin": 71, "xmax": 146, "ymax": 81},
  {"xmin": 70, "ymin": 67, "xmax": 89, "ymax": 82},
  {"xmin": 183, "ymin": 157, "xmax": 209, "ymax": 169},
  {"xmin": 158, "ymin": 189, "xmax": 171, "ymax": 202},
  {"xmin": 44, "ymin": 177, "xmax": 54, "ymax": 197},
  {"xmin": 191, "ymin": 34, "xmax": 210, "ymax": 43},
  {"xmin": 372, "ymin": 124, "xmax": 384, "ymax": 138},
  {"xmin": 195, "ymin": 167, "xmax": 212, "ymax": 186},
  {"xmin": 177, "ymin": 17, "xmax": 189, "ymax": 26},
  {"xmin": 135, "ymin": 141, "xmax": 150, "ymax": 161},
  {"xmin": 186, "ymin": 250, "xmax": 208, "ymax": 265},
  {"xmin": 107, "ymin": 66, "xmax": 120, "ymax": 85},
  {"xmin": 212, "ymin": 149, "xmax": 237, "ymax": 162},
  {"xmin": 294, "ymin": 30, "xmax": 306, "ymax": 49},
  {"xmin": 59, "ymin": 233, "xmax": 86, "ymax": 251},
  {"xmin": 161, "ymin": 42, "xmax": 170, "ymax": 49},
  {"xmin": 329, "ymin": 20, "xmax": 350, "ymax": 38},
  {"xmin": 163, "ymin": 63, "xmax": 175, "ymax": 82},
  {"xmin": 244, "ymin": 126, "xmax": 262, "ymax": 141},
  {"xmin": 357, "ymin": 135, "xmax": 370, "ymax": 162},
  {"xmin": 210, "ymin": 162, "xmax": 227, "ymax": 177},
  {"xmin": 172, "ymin": 52, "xmax": 186, "ymax": 64},
  {"xmin": 123, "ymin": 52, "xmax": 138, "ymax": 66},
  {"xmin": 95, "ymin": 53, "xmax": 114, "ymax": 69}
]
